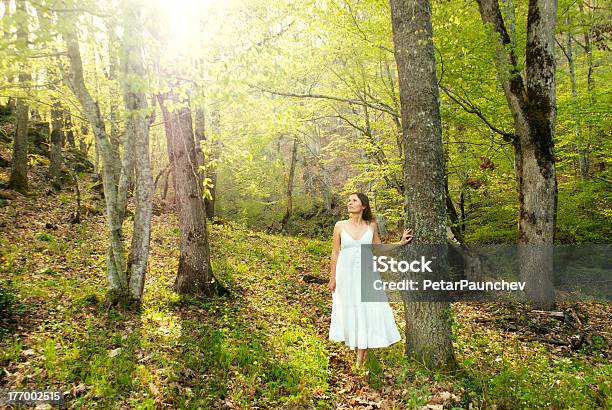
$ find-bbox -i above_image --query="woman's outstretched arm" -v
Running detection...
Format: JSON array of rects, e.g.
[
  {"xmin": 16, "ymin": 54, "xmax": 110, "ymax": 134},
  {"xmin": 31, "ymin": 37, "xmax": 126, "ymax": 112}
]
[{"xmin": 328, "ymin": 221, "xmax": 341, "ymax": 292}]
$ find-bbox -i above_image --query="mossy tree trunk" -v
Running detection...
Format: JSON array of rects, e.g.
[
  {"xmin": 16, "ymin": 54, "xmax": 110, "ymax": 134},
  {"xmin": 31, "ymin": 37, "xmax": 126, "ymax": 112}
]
[
  {"xmin": 477, "ymin": 0, "xmax": 558, "ymax": 310},
  {"xmin": 49, "ymin": 101, "xmax": 64, "ymax": 184},
  {"xmin": 63, "ymin": 17, "xmax": 127, "ymax": 300},
  {"xmin": 121, "ymin": 0, "xmax": 153, "ymax": 303},
  {"xmin": 9, "ymin": 0, "xmax": 30, "ymax": 194},
  {"xmin": 158, "ymin": 91, "xmax": 223, "ymax": 297},
  {"xmin": 390, "ymin": 0, "xmax": 456, "ymax": 370}
]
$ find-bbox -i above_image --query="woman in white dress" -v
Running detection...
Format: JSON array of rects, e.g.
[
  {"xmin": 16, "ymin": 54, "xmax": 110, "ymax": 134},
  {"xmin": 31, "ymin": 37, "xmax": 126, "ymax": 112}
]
[{"xmin": 328, "ymin": 192, "xmax": 413, "ymax": 368}]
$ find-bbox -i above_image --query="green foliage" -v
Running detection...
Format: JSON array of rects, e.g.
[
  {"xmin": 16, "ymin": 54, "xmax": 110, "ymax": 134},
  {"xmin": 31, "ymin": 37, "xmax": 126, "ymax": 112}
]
[
  {"xmin": 460, "ymin": 186, "xmax": 518, "ymax": 244},
  {"xmin": 556, "ymin": 178, "xmax": 612, "ymax": 243},
  {"xmin": 0, "ymin": 0, "xmax": 610, "ymax": 407},
  {"xmin": 36, "ymin": 232, "xmax": 55, "ymax": 242}
]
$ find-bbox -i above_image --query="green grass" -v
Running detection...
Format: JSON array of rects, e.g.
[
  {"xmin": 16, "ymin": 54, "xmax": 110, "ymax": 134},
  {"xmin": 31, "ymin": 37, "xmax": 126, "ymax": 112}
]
[{"xmin": 0, "ymin": 183, "xmax": 610, "ymax": 408}]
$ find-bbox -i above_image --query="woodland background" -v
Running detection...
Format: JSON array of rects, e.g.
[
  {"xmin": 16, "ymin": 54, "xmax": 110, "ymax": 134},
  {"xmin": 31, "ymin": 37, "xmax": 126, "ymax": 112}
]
[{"xmin": 0, "ymin": 0, "xmax": 610, "ymax": 408}]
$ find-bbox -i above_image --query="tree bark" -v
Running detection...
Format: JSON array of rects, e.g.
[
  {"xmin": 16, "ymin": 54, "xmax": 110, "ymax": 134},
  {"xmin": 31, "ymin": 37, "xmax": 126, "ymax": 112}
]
[
  {"xmin": 477, "ymin": 0, "xmax": 558, "ymax": 310},
  {"xmin": 62, "ymin": 17, "xmax": 127, "ymax": 300},
  {"xmin": 194, "ymin": 106, "xmax": 214, "ymax": 218},
  {"xmin": 9, "ymin": 0, "xmax": 30, "ymax": 193},
  {"xmin": 579, "ymin": 1, "xmax": 594, "ymax": 164},
  {"xmin": 122, "ymin": 0, "xmax": 153, "ymax": 303},
  {"xmin": 204, "ymin": 110, "xmax": 221, "ymax": 219},
  {"xmin": 49, "ymin": 101, "xmax": 64, "ymax": 184},
  {"xmin": 10, "ymin": 96, "xmax": 29, "ymax": 193},
  {"xmin": 564, "ymin": 18, "xmax": 588, "ymax": 178},
  {"xmin": 194, "ymin": 107, "xmax": 206, "ymax": 192},
  {"xmin": 390, "ymin": 0, "xmax": 456, "ymax": 369},
  {"xmin": 157, "ymin": 91, "xmax": 222, "ymax": 296},
  {"xmin": 281, "ymin": 136, "xmax": 298, "ymax": 230},
  {"xmin": 565, "ymin": 17, "xmax": 590, "ymax": 180},
  {"xmin": 64, "ymin": 111, "xmax": 76, "ymax": 148},
  {"xmin": 108, "ymin": 18, "xmax": 128, "ymax": 214}
]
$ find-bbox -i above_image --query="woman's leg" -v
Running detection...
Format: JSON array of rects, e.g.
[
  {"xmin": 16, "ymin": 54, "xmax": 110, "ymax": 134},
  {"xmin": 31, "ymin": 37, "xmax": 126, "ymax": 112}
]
[{"xmin": 356, "ymin": 348, "xmax": 368, "ymax": 367}]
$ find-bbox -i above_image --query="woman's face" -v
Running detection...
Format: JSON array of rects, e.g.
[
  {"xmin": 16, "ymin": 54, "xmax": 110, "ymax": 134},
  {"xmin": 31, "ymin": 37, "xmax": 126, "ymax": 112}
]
[{"xmin": 347, "ymin": 194, "xmax": 364, "ymax": 215}]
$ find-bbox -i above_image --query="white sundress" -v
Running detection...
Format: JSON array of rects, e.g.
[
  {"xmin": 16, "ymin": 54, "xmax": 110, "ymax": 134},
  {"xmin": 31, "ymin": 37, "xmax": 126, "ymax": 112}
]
[{"xmin": 328, "ymin": 222, "xmax": 402, "ymax": 350}]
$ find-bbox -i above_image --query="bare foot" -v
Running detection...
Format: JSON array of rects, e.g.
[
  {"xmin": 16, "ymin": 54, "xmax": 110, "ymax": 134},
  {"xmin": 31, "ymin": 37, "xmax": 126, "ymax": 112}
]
[
  {"xmin": 355, "ymin": 355, "xmax": 364, "ymax": 369},
  {"xmin": 356, "ymin": 348, "xmax": 368, "ymax": 369}
]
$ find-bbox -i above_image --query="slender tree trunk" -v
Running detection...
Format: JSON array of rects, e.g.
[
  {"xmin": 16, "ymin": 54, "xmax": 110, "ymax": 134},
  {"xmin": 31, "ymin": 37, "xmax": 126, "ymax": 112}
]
[
  {"xmin": 107, "ymin": 19, "xmax": 126, "ymax": 198},
  {"xmin": 282, "ymin": 136, "xmax": 298, "ymax": 229},
  {"xmin": 390, "ymin": 0, "xmax": 456, "ymax": 369},
  {"xmin": 2, "ymin": 0, "xmax": 13, "ymax": 111},
  {"xmin": 116, "ymin": 113, "xmax": 135, "ymax": 222},
  {"xmin": 93, "ymin": 138, "xmax": 100, "ymax": 176},
  {"xmin": 194, "ymin": 106, "xmax": 206, "ymax": 194},
  {"xmin": 62, "ymin": 17, "xmax": 127, "ymax": 300},
  {"xmin": 162, "ymin": 167, "xmax": 172, "ymax": 200},
  {"xmin": 205, "ymin": 110, "xmax": 221, "ymax": 219},
  {"xmin": 579, "ymin": 1, "xmax": 594, "ymax": 165},
  {"xmin": 79, "ymin": 125, "xmax": 90, "ymax": 156},
  {"xmin": 49, "ymin": 101, "xmax": 64, "ymax": 184},
  {"xmin": 10, "ymin": 96, "xmax": 29, "ymax": 193},
  {"xmin": 9, "ymin": 0, "xmax": 30, "ymax": 193},
  {"xmin": 460, "ymin": 191, "xmax": 466, "ymax": 233},
  {"xmin": 477, "ymin": 0, "xmax": 558, "ymax": 310},
  {"xmin": 194, "ymin": 106, "xmax": 216, "ymax": 218},
  {"xmin": 564, "ymin": 18, "xmax": 588, "ymax": 178},
  {"xmin": 64, "ymin": 112, "xmax": 76, "ymax": 148},
  {"xmin": 157, "ymin": 91, "xmax": 223, "ymax": 296},
  {"xmin": 122, "ymin": 0, "xmax": 153, "ymax": 303}
]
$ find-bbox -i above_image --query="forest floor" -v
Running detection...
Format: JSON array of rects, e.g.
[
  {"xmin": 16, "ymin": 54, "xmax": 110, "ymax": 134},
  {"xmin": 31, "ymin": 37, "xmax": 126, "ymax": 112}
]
[{"xmin": 0, "ymin": 163, "xmax": 611, "ymax": 409}]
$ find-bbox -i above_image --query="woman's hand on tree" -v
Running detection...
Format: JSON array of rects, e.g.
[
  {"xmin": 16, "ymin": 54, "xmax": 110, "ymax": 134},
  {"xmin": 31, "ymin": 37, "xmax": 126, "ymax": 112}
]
[{"xmin": 399, "ymin": 228, "xmax": 413, "ymax": 244}]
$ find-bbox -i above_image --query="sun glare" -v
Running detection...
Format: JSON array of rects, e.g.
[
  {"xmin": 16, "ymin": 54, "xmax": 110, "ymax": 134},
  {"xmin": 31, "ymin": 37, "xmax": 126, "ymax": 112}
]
[{"xmin": 155, "ymin": 0, "xmax": 223, "ymax": 56}]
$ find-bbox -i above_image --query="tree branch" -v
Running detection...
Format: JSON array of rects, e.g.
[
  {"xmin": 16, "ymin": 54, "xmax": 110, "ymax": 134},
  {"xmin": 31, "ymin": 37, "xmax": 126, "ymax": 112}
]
[
  {"xmin": 250, "ymin": 84, "xmax": 400, "ymax": 119},
  {"xmin": 439, "ymin": 84, "xmax": 516, "ymax": 142}
]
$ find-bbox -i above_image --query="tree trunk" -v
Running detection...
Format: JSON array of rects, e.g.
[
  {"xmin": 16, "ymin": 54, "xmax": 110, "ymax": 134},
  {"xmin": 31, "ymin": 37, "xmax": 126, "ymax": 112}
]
[
  {"xmin": 390, "ymin": 0, "xmax": 456, "ymax": 369},
  {"xmin": 157, "ymin": 91, "xmax": 222, "ymax": 296},
  {"xmin": 194, "ymin": 106, "xmax": 216, "ymax": 218},
  {"xmin": 477, "ymin": 0, "xmax": 558, "ymax": 310},
  {"xmin": 205, "ymin": 110, "xmax": 221, "ymax": 219},
  {"xmin": 49, "ymin": 101, "xmax": 64, "ymax": 184},
  {"xmin": 64, "ymin": 111, "xmax": 76, "ymax": 148},
  {"xmin": 122, "ymin": 0, "xmax": 153, "ymax": 303},
  {"xmin": 10, "ymin": 96, "xmax": 29, "ymax": 193},
  {"xmin": 564, "ymin": 19, "xmax": 588, "ymax": 179},
  {"xmin": 93, "ymin": 137, "xmax": 100, "ymax": 176},
  {"xmin": 107, "ymin": 19, "xmax": 125, "ymax": 194},
  {"xmin": 62, "ymin": 17, "xmax": 127, "ymax": 300},
  {"xmin": 162, "ymin": 167, "xmax": 172, "ymax": 200},
  {"xmin": 579, "ymin": 1, "xmax": 594, "ymax": 168},
  {"xmin": 9, "ymin": 0, "xmax": 30, "ymax": 193},
  {"xmin": 460, "ymin": 191, "xmax": 466, "ymax": 233},
  {"xmin": 281, "ymin": 136, "xmax": 298, "ymax": 229},
  {"xmin": 194, "ymin": 107, "xmax": 206, "ymax": 193}
]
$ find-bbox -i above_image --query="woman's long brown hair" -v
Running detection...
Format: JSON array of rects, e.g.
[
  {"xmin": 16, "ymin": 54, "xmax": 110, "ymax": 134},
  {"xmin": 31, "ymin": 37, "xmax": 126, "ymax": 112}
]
[{"xmin": 349, "ymin": 192, "xmax": 374, "ymax": 222}]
